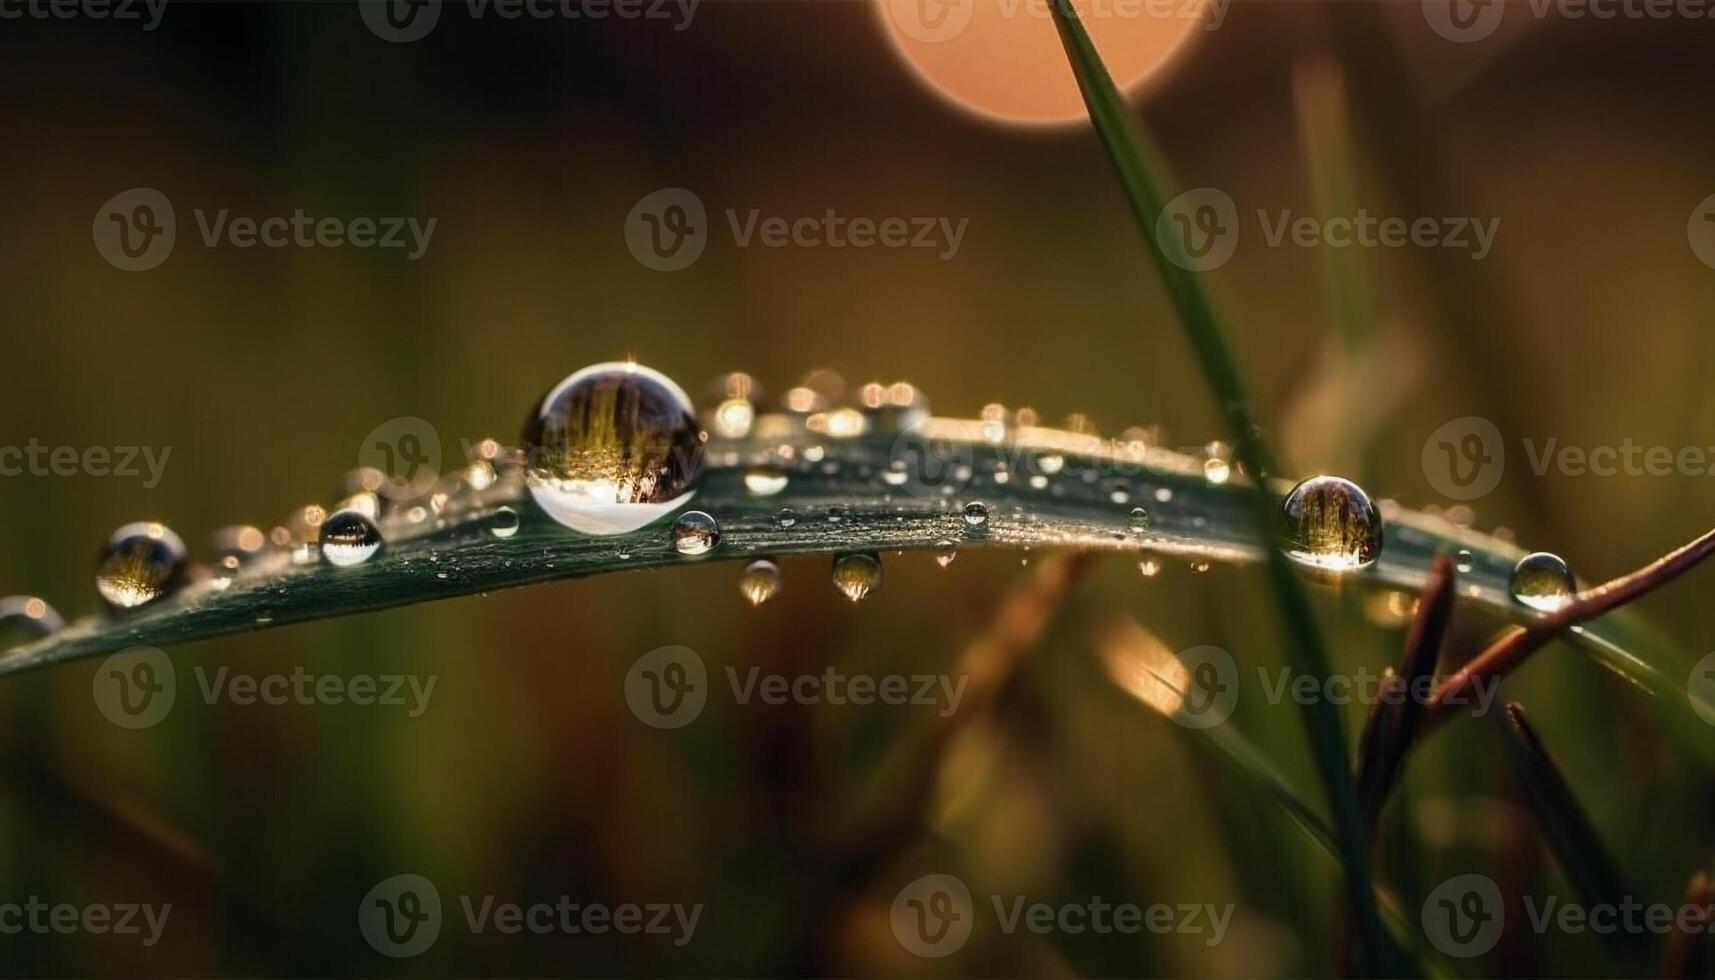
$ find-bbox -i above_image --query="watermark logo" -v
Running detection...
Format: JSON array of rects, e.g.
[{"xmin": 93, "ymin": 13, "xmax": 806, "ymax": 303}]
[
  {"xmin": 891, "ymin": 874, "xmax": 974, "ymax": 957},
  {"xmin": 1422, "ymin": 0, "xmax": 1505, "ymax": 41},
  {"xmin": 359, "ymin": 0, "xmax": 442, "ymax": 42},
  {"xmin": 624, "ymin": 187, "xmax": 971, "ymax": 271},
  {"xmin": 93, "ymin": 188, "xmax": 175, "ymax": 272},
  {"xmin": 360, "ymin": 874, "xmax": 443, "ymax": 958},
  {"xmin": 885, "ymin": 0, "xmax": 973, "ymax": 42},
  {"xmin": 0, "ymin": 441, "xmax": 171, "ymax": 487},
  {"xmin": 1422, "ymin": 874, "xmax": 1504, "ymax": 958},
  {"xmin": 1157, "ymin": 188, "xmax": 1239, "ymax": 272},
  {"xmin": 625, "ymin": 645, "xmax": 707, "ymax": 729},
  {"xmin": 92, "ymin": 647, "xmax": 175, "ymax": 730},
  {"xmin": 1689, "ymin": 652, "xmax": 1715, "ymax": 726},
  {"xmin": 625, "ymin": 188, "xmax": 708, "ymax": 272},
  {"xmin": 1688, "ymin": 193, "xmax": 1715, "ymax": 269},
  {"xmin": 1165, "ymin": 645, "xmax": 1238, "ymax": 730},
  {"xmin": 0, "ymin": 898, "xmax": 171, "ymax": 946},
  {"xmin": 1422, "ymin": 416, "xmax": 1505, "ymax": 501},
  {"xmin": 359, "ymin": 416, "xmax": 443, "ymax": 501},
  {"xmin": 0, "ymin": 0, "xmax": 167, "ymax": 29},
  {"xmin": 886, "ymin": 426, "xmax": 976, "ymax": 500}
]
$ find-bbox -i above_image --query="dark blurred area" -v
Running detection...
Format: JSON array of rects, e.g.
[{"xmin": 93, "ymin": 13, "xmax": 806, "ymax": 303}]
[{"xmin": 3, "ymin": 0, "xmax": 1715, "ymax": 975}]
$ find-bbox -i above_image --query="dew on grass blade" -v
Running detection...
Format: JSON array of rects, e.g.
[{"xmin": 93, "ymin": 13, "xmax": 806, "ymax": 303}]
[
  {"xmin": 738, "ymin": 559, "xmax": 782, "ymax": 606},
  {"xmin": 832, "ymin": 552, "xmax": 882, "ymax": 602},
  {"xmin": 1509, "ymin": 552, "xmax": 1575, "ymax": 612},
  {"xmin": 0, "ymin": 596, "xmax": 64, "ymax": 639},
  {"xmin": 1455, "ymin": 549, "xmax": 1475, "ymax": 574},
  {"xmin": 1277, "ymin": 475, "xmax": 1383, "ymax": 572},
  {"xmin": 672, "ymin": 511, "xmax": 720, "ymax": 556},
  {"xmin": 489, "ymin": 506, "xmax": 521, "ymax": 539},
  {"xmin": 521, "ymin": 362, "xmax": 704, "ymax": 535},
  {"xmin": 320, "ymin": 509, "xmax": 383, "ymax": 567},
  {"xmin": 96, "ymin": 522, "xmax": 187, "ymax": 611}
]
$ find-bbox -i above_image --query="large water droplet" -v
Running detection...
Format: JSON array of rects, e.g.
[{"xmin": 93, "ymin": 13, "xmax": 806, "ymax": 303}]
[
  {"xmin": 743, "ymin": 465, "xmax": 788, "ymax": 496},
  {"xmin": 1277, "ymin": 475, "xmax": 1383, "ymax": 572},
  {"xmin": 0, "ymin": 595, "xmax": 64, "ymax": 638},
  {"xmin": 320, "ymin": 508, "xmax": 383, "ymax": 567},
  {"xmin": 1509, "ymin": 552, "xmax": 1575, "ymax": 612},
  {"xmin": 831, "ymin": 552, "xmax": 882, "ymax": 602},
  {"xmin": 739, "ymin": 559, "xmax": 781, "ymax": 606},
  {"xmin": 672, "ymin": 511, "xmax": 720, "ymax": 556},
  {"xmin": 521, "ymin": 362, "xmax": 704, "ymax": 535},
  {"xmin": 489, "ymin": 506, "xmax": 521, "ymax": 539},
  {"xmin": 95, "ymin": 522, "xmax": 187, "ymax": 610}
]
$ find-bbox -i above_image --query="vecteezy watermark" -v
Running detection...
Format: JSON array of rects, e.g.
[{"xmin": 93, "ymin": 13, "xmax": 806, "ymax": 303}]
[
  {"xmin": 359, "ymin": 874, "xmax": 702, "ymax": 957},
  {"xmin": 889, "ymin": 874, "xmax": 1232, "ymax": 958},
  {"xmin": 0, "ymin": 0, "xmax": 166, "ymax": 30},
  {"xmin": 882, "ymin": 0, "xmax": 1226, "ymax": 44},
  {"xmin": 1689, "ymin": 652, "xmax": 1715, "ymax": 726},
  {"xmin": 1422, "ymin": 873, "xmax": 1715, "ymax": 959},
  {"xmin": 358, "ymin": 0, "xmax": 697, "ymax": 42},
  {"xmin": 1688, "ymin": 193, "xmax": 1715, "ymax": 269},
  {"xmin": 1154, "ymin": 188, "xmax": 1499, "ymax": 272},
  {"xmin": 93, "ymin": 188, "xmax": 436, "ymax": 272},
  {"xmin": 359, "ymin": 416, "xmax": 444, "ymax": 501},
  {"xmin": 92, "ymin": 648, "xmax": 437, "ymax": 729},
  {"xmin": 0, "ymin": 898, "xmax": 171, "ymax": 947},
  {"xmin": 0, "ymin": 441, "xmax": 170, "ymax": 487},
  {"xmin": 1422, "ymin": 415, "xmax": 1715, "ymax": 501},
  {"xmin": 624, "ymin": 646, "xmax": 967, "ymax": 729},
  {"xmin": 624, "ymin": 187, "xmax": 970, "ymax": 272},
  {"xmin": 1424, "ymin": 0, "xmax": 1715, "ymax": 43}
]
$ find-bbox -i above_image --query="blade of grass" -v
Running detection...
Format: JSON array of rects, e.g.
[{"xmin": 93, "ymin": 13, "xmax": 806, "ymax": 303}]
[
  {"xmin": 1497, "ymin": 703, "xmax": 1644, "ymax": 959},
  {"xmin": 1357, "ymin": 553, "xmax": 1456, "ymax": 836},
  {"xmin": 1044, "ymin": 4, "xmax": 1391, "ymax": 969}
]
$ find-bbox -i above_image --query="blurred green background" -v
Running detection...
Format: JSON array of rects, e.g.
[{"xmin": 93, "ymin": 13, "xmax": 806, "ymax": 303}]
[{"xmin": 2, "ymin": 1, "xmax": 1714, "ymax": 975}]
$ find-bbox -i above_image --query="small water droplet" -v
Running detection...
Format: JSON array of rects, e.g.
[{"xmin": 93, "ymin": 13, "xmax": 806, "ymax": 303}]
[
  {"xmin": 1137, "ymin": 557, "xmax": 1161, "ymax": 578},
  {"xmin": 1108, "ymin": 482, "xmax": 1131, "ymax": 505},
  {"xmin": 1455, "ymin": 548, "xmax": 1475, "ymax": 573},
  {"xmin": 96, "ymin": 522, "xmax": 187, "ymax": 611},
  {"xmin": 0, "ymin": 595, "xmax": 64, "ymax": 638},
  {"xmin": 963, "ymin": 501, "xmax": 990, "ymax": 527},
  {"xmin": 1154, "ymin": 487, "xmax": 1173, "ymax": 503},
  {"xmin": 742, "ymin": 464, "xmax": 788, "ymax": 496},
  {"xmin": 320, "ymin": 509, "xmax": 383, "ymax": 567},
  {"xmin": 1509, "ymin": 552, "xmax": 1575, "ymax": 612},
  {"xmin": 464, "ymin": 459, "xmax": 498, "ymax": 491},
  {"xmin": 1039, "ymin": 453, "xmax": 1065, "ymax": 475},
  {"xmin": 1129, "ymin": 507, "xmax": 1149, "ymax": 532},
  {"xmin": 738, "ymin": 559, "xmax": 782, "ymax": 606},
  {"xmin": 490, "ymin": 506, "xmax": 521, "ymax": 539},
  {"xmin": 672, "ymin": 511, "xmax": 720, "ymax": 556},
  {"xmin": 935, "ymin": 541, "xmax": 957, "ymax": 568},
  {"xmin": 1203, "ymin": 457, "xmax": 1231, "ymax": 485},
  {"xmin": 1278, "ymin": 475, "xmax": 1383, "ymax": 572},
  {"xmin": 774, "ymin": 508, "xmax": 797, "ymax": 529},
  {"xmin": 831, "ymin": 552, "xmax": 882, "ymax": 602},
  {"xmin": 1029, "ymin": 474, "xmax": 1049, "ymax": 490},
  {"xmin": 1189, "ymin": 560, "xmax": 1211, "ymax": 574},
  {"xmin": 521, "ymin": 362, "xmax": 704, "ymax": 535}
]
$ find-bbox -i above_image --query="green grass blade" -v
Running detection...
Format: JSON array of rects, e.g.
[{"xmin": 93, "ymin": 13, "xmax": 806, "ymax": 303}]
[{"xmin": 1044, "ymin": 3, "xmax": 1392, "ymax": 969}]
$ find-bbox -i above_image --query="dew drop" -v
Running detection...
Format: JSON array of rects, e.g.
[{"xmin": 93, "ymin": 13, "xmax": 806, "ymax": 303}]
[
  {"xmin": 1455, "ymin": 548, "xmax": 1475, "ymax": 574},
  {"xmin": 1039, "ymin": 453, "xmax": 1065, "ymax": 475},
  {"xmin": 963, "ymin": 501, "xmax": 990, "ymax": 527},
  {"xmin": 320, "ymin": 509, "xmax": 383, "ymax": 567},
  {"xmin": 738, "ymin": 559, "xmax": 782, "ymax": 606},
  {"xmin": 831, "ymin": 552, "xmax": 882, "ymax": 602},
  {"xmin": 1129, "ymin": 507, "xmax": 1149, "ymax": 532},
  {"xmin": 1509, "ymin": 552, "xmax": 1575, "ymax": 613},
  {"xmin": 1137, "ymin": 557, "xmax": 1161, "ymax": 578},
  {"xmin": 0, "ymin": 595, "xmax": 64, "ymax": 638},
  {"xmin": 211, "ymin": 525, "xmax": 266, "ymax": 575},
  {"xmin": 1203, "ymin": 457, "xmax": 1231, "ymax": 485},
  {"xmin": 743, "ymin": 465, "xmax": 788, "ymax": 496},
  {"xmin": 1277, "ymin": 475, "xmax": 1383, "ymax": 572},
  {"xmin": 521, "ymin": 362, "xmax": 704, "ymax": 535},
  {"xmin": 95, "ymin": 522, "xmax": 187, "ymax": 611},
  {"xmin": 935, "ymin": 541, "xmax": 958, "ymax": 568},
  {"xmin": 464, "ymin": 459, "xmax": 498, "ymax": 492},
  {"xmin": 672, "ymin": 510, "xmax": 721, "ymax": 556},
  {"xmin": 1189, "ymin": 560, "xmax": 1211, "ymax": 575},
  {"xmin": 489, "ymin": 506, "xmax": 521, "ymax": 539},
  {"xmin": 774, "ymin": 508, "xmax": 798, "ymax": 529}
]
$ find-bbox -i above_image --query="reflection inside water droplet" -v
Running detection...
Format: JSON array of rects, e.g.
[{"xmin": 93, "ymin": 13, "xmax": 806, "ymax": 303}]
[
  {"xmin": 739, "ymin": 559, "xmax": 781, "ymax": 606},
  {"xmin": 672, "ymin": 511, "xmax": 721, "ymax": 556},
  {"xmin": 1509, "ymin": 552, "xmax": 1575, "ymax": 613},
  {"xmin": 831, "ymin": 552, "xmax": 882, "ymax": 602},
  {"xmin": 95, "ymin": 522, "xmax": 187, "ymax": 611},
  {"xmin": 1277, "ymin": 475, "xmax": 1383, "ymax": 572}
]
